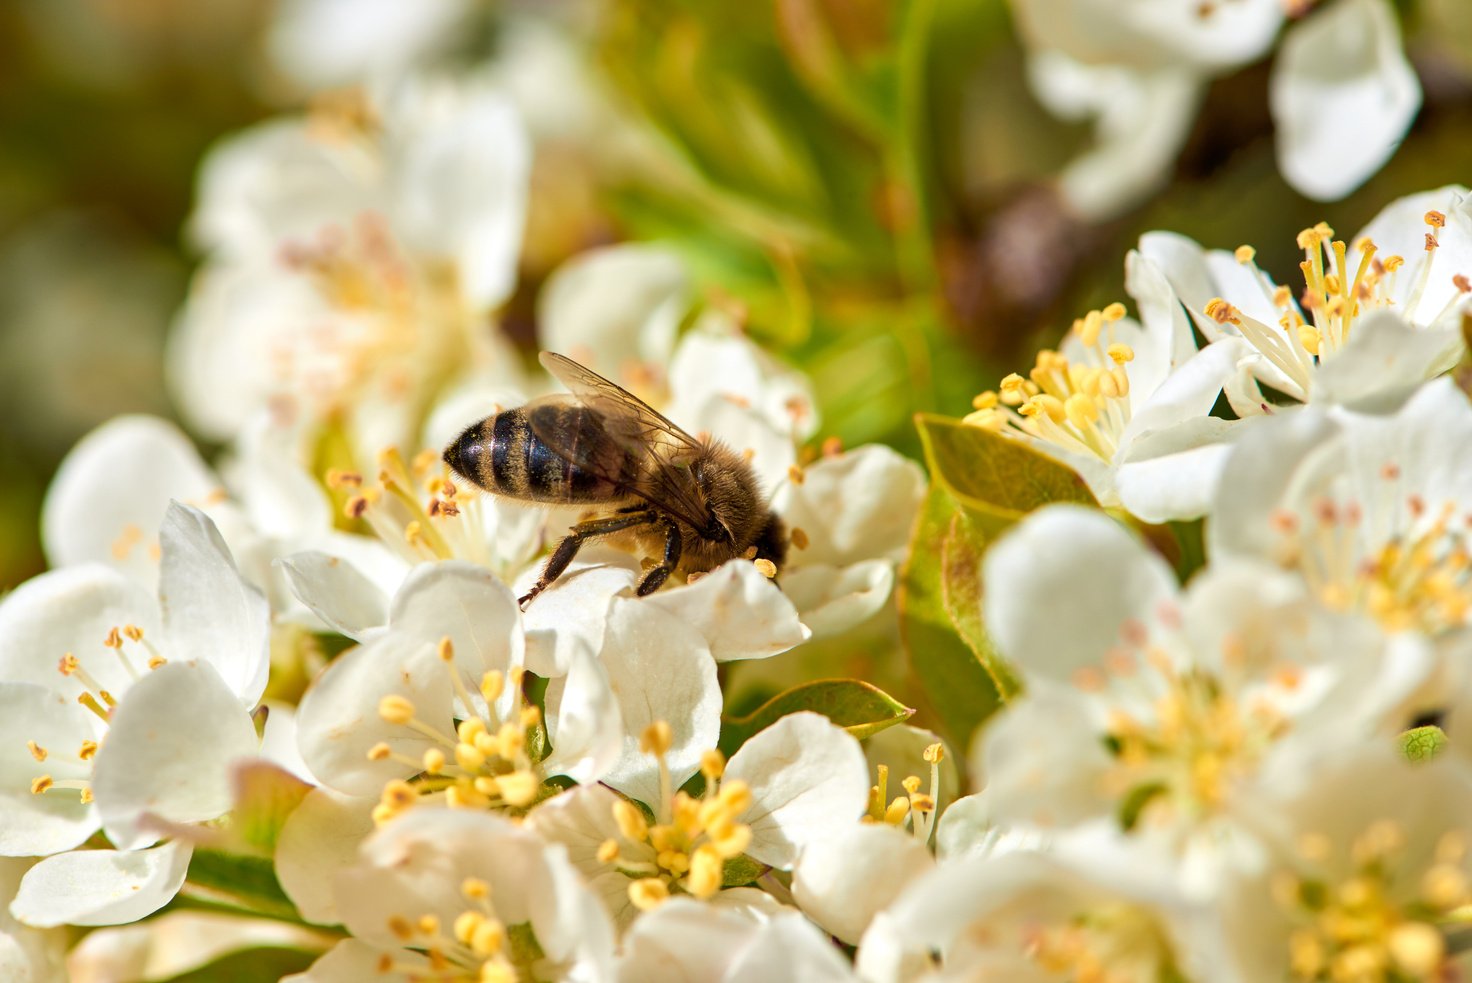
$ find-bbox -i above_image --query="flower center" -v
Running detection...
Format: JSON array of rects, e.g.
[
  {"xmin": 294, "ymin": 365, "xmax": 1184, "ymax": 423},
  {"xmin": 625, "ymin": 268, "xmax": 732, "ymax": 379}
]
[
  {"xmin": 29, "ymin": 625, "xmax": 168, "ymax": 806},
  {"xmin": 378, "ymin": 877, "xmax": 533, "ymax": 983},
  {"xmin": 1203, "ymin": 212, "xmax": 1469, "ymax": 401},
  {"xmin": 1268, "ymin": 467, "xmax": 1472, "ymax": 635},
  {"xmin": 864, "ymin": 742, "xmax": 944, "ymax": 843},
  {"xmin": 966, "ymin": 303, "xmax": 1136, "ymax": 464},
  {"xmin": 1017, "ymin": 902, "xmax": 1182, "ymax": 983},
  {"xmin": 1277, "ymin": 823, "xmax": 1468, "ymax": 982},
  {"xmin": 370, "ymin": 642, "xmax": 548, "ymax": 825},
  {"xmin": 597, "ymin": 725, "xmax": 755, "ymax": 910}
]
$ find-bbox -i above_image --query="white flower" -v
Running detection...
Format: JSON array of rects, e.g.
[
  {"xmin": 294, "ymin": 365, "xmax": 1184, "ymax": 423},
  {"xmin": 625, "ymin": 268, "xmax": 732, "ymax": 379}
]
[
  {"xmin": 964, "ymin": 258, "xmax": 1246, "ymax": 521},
  {"xmin": 974, "ymin": 505, "xmax": 1430, "ymax": 896},
  {"xmin": 266, "ymin": 0, "xmax": 476, "ymax": 92},
  {"xmin": 170, "ymin": 73, "xmax": 529, "ymax": 460},
  {"xmin": 1012, "ymin": 0, "xmax": 1421, "ymax": 216},
  {"xmin": 0, "ymin": 860, "xmax": 64, "ymax": 981},
  {"xmin": 530, "ymin": 712, "xmax": 869, "ymax": 927},
  {"xmin": 791, "ymin": 822, "xmax": 934, "ymax": 946},
  {"xmin": 0, "ymin": 504, "xmax": 269, "ymax": 928},
  {"xmin": 284, "ymin": 808, "xmax": 615, "ymax": 983},
  {"xmin": 1143, "ymin": 186, "xmax": 1472, "ymax": 413}
]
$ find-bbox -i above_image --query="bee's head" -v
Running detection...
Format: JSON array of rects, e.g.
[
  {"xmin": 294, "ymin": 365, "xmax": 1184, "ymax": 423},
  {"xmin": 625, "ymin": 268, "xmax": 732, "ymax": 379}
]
[{"xmin": 693, "ymin": 445, "xmax": 768, "ymax": 549}]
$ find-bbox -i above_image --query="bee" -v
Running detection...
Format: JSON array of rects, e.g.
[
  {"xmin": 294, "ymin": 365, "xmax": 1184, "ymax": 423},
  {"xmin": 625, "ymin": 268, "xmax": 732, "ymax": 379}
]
[{"xmin": 443, "ymin": 352, "xmax": 787, "ymax": 606}]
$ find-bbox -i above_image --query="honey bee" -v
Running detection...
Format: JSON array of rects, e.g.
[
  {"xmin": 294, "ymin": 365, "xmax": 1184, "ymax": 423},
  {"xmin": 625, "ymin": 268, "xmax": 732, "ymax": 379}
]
[{"xmin": 443, "ymin": 352, "xmax": 787, "ymax": 606}]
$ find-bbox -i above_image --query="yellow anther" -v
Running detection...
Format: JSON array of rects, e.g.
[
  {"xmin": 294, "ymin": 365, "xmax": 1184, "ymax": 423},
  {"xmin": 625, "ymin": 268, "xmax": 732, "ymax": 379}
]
[
  {"xmin": 387, "ymin": 915, "xmax": 414, "ymax": 940},
  {"xmin": 1064, "ymin": 393, "xmax": 1099, "ymax": 429},
  {"xmin": 971, "ymin": 391, "xmax": 998, "ymax": 411},
  {"xmin": 688, "ymin": 845, "xmax": 724, "ymax": 899},
  {"xmin": 417, "ymin": 914, "xmax": 439, "ymax": 936},
  {"xmin": 30, "ymin": 775, "xmax": 53, "ymax": 795},
  {"xmin": 26, "ymin": 741, "xmax": 46, "ymax": 762},
  {"xmin": 325, "ymin": 469, "xmax": 364, "ymax": 489},
  {"xmin": 640, "ymin": 721, "xmax": 673, "ymax": 758},
  {"xmin": 123, "ymin": 625, "xmax": 144, "ymax": 643},
  {"xmin": 462, "ymin": 877, "xmax": 489, "ymax": 900},
  {"xmin": 58, "ymin": 654, "xmax": 78, "ymax": 675},
  {"xmin": 497, "ymin": 770, "xmax": 539, "ymax": 808},
  {"xmin": 455, "ymin": 742, "xmax": 487, "ymax": 771},
  {"xmin": 1273, "ymin": 285, "xmax": 1293, "ymax": 308},
  {"xmin": 79, "ymin": 787, "xmax": 93, "ymax": 804},
  {"xmin": 998, "ymin": 373, "xmax": 1028, "ymax": 404},
  {"xmin": 1076, "ymin": 311, "xmax": 1103, "ymax": 348},
  {"xmin": 77, "ymin": 740, "xmax": 97, "ymax": 760},
  {"xmin": 458, "ymin": 718, "xmax": 487, "ymax": 744},
  {"xmin": 709, "ymin": 821, "xmax": 752, "ymax": 858},
  {"xmin": 1101, "ymin": 301, "xmax": 1127, "ymax": 321},
  {"xmin": 520, "ymin": 706, "xmax": 542, "ymax": 729},
  {"xmin": 597, "ymin": 839, "xmax": 621, "ymax": 864},
  {"xmin": 1387, "ymin": 923, "xmax": 1444, "ymax": 976},
  {"xmin": 480, "ymin": 671, "xmax": 505, "ymax": 704},
  {"xmin": 453, "ymin": 910, "xmax": 483, "ymax": 944},
  {"xmin": 1234, "ymin": 245, "xmax": 1256, "ymax": 264},
  {"xmin": 753, "ymin": 558, "xmax": 777, "ymax": 578},
  {"xmin": 1383, "ymin": 254, "xmax": 1405, "ymax": 272},
  {"xmin": 1422, "ymin": 864, "xmax": 1469, "ymax": 908},
  {"xmin": 1296, "ymin": 227, "xmax": 1321, "ymax": 249},
  {"xmin": 496, "ymin": 721, "xmax": 524, "ymax": 760},
  {"xmin": 1204, "ymin": 298, "xmax": 1241, "ymax": 325},
  {"xmin": 422, "ymin": 748, "xmax": 446, "ymax": 775},
  {"xmin": 1106, "ymin": 343, "xmax": 1135, "ymax": 364},
  {"xmin": 378, "ymin": 695, "xmax": 416, "ymax": 725},
  {"xmin": 1426, "ymin": 210, "xmax": 1447, "ymax": 229},
  {"xmin": 790, "ymin": 527, "xmax": 810, "ymax": 550},
  {"xmin": 787, "ymin": 464, "xmax": 805, "ymax": 485},
  {"xmin": 146, "ymin": 656, "xmax": 167, "ymax": 669},
  {"xmin": 381, "ymin": 780, "xmax": 417, "ymax": 809},
  {"xmin": 1298, "ymin": 325, "xmax": 1321, "ymax": 355},
  {"xmin": 717, "ymin": 779, "xmax": 753, "ymax": 815},
  {"xmin": 614, "ymin": 799, "xmax": 650, "ymax": 842},
  {"xmin": 701, "ymin": 750, "xmax": 726, "ymax": 782},
  {"xmin": 884, "ymin": 796, "xmax": 911, "ymax": 825},
  {"xmin": 103, "ymin": 627, "xmax": 122, "ymax": 650},
  {"xmin": 367, "ymin": 742, "xmax": 392, "ymax": 761},
  {"xmin": 437, "ymin": 637, "xmax": 454, "ymax": 662},
  {"xmin": 629, "ymin": 878, "xmax": 670, "ymax": 911},
  {"xmin": 922, "ymin": 743, "xmax": 945, "ymax": 764},
  {"xmin": 470, "ymin": 919, "xmax": 506, "ymax": 958}
]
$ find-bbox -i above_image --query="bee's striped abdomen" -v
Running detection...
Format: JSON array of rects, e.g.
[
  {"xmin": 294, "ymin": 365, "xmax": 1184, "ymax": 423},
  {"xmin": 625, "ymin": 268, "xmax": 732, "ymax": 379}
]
[{"xmin": 445, "ymin": 403, "xmax": 635, "ymax": 504}]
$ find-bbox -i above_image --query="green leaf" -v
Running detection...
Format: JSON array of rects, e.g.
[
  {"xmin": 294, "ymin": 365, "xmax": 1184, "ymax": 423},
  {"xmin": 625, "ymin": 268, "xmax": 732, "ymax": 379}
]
[
  {"xmin": 897, "ymin": 485, "xmax": 1005, "ymax": 751},
  {"xmin": 153, "ymin": 947, "xmax": 318, "ymax": 983},
  {"xmin": 914, "ymin": 413, "xmax": 1097, "ymax": 531},
  {"xmin": 1401, "ymin": 725, "xmax": 1449, "ymax": 762},
  {"xmin": 722, "ymin": 854, "xmax": 769, "ymax": 888},
  {"xmin": 1118, "ymin": 781, "xmax": 1168, "ymax": 831},
  {"xmin": 939, "ymin": 508, "xmax": 1021, "ymax": 699},
  {"xmin": 718, "ymin": 679, "xmax": 913, "ymax": 756},
  {"xmin": 185, "ymin": 850, "xmax": 296, "ymax": 916}
]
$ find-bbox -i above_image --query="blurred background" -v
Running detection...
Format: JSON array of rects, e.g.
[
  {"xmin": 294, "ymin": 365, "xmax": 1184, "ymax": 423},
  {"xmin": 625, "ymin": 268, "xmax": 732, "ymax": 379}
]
[{"xmin": 3, "ymin": 0, "xmax": 1471, "ymax": 590}]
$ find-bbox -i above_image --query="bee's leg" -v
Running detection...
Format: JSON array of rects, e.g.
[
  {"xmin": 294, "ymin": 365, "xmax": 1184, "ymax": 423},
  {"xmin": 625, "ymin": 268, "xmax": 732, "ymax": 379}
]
[
  {"xmin": 519, "ymin": 511, "xmax": 655, "ymax": 608},
  {"xmin": 635, "ymin": 519, "xmax": 683, "ymax": 596}
]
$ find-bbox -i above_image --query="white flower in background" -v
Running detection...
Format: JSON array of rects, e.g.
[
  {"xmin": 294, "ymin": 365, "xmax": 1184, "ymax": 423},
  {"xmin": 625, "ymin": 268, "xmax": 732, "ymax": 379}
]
[
  {"xmin": 965, "ymin": 252, "xmax": 1247, "ymax": 521},
  {"xmin": 170, "ymin": 72, "xmax": 529, "ymax": 462},
  {"xmin": 267, "ymin": 0, "xmax": 477, "ymax": 93},
  {"xmin": 855, "ymin": 848, "xmax": 1203, "ymax": 983},
  {"xmin": 1219, "ymin": 745, "xmax": 1472, "ymax": 982},
  {"xmin": 1143, "ymin": 186, "xmax": 1472, "ymax": 413},
  {"xmin": 0, "ymin": 504, "xmax": 270, "ymax": 927},
  {"xmin": 284, "ymin": 808, "xmax": 615, "ymax": 983},
  {"xmin": 530, "ymin": 712, "xmax": 869, "ymax": 928},
  {"xmin": 616, "ymin": 899, "xmax": 858, "ymax": 982},
  {"xmin": 974, "ymin": 506, "xmax": 1430, "ymax": 896},
  {"xmin": 1012, "ymin": 0, "xmax": 1421, "ymax": 217},
  {"xmin": 0, "ymin": 860, "xmax": 65, "ymax": 982}
]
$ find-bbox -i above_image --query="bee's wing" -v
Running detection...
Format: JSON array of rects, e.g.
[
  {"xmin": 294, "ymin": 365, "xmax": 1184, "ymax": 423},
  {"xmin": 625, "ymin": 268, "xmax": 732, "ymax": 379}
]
[{"xmin": 534, "ymin": 352, "xmax": 714, "ymax": 530}]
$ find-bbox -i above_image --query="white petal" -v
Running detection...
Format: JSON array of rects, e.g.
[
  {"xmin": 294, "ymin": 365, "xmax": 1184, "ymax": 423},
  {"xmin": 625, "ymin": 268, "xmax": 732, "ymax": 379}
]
[
  {"xmin": 92, "ymin": 661, "xmax": 260, "ymax": 850},
  {"xmin": 783, "ymin": 561, "xmax": 895, "ymax": 639},
  {"xmin": 41, "ymin": 416, "xmax": 221, "ymax": 589},
  {"xmin": 295, "ymin": 634, "xmax": 450, "ymax": 796},
  {"xmin": 0, "ymin": 564, "xmax": 159, "ymax": 699},
  {"xmin": 973, "ymin": 694, "xmax": 1115, "ymax": 828},
  {"xmin": 385, "ymin": 76, "xmax": 530, "ymax": 310},
  {"xmin": 1029, "ymin": 55, "xmax": 1202, "ymax": 221},
  {"xmin": 594, "ymin": 600, "xmax": 721, "ymax": 806},
  {"xmin": 642, "ymin": 560, "xmax": 809, "ymax": 662},
  {"xmin": 10, "ymin": 842, "xmax": 191, "ymax": 928},
  {"xmin": 1120, "ymin": 337, "xmax": 1250, "ymax": 446},
  {"xmin": 522, "ymin": 563, "xmax": 635, "ymax": 677},
  {"xmin": 722, "ymin": 911, "xmax": 858, "ymax": 981},
  {"xmin": 1317, "ymin": 312, "xmax": 1463, "ymax": 409},
  {"xmin": 275, "ymin": 788, "xmax": 377, "ymax": 926},
  {"xmin": 615, "ymin": 899, "xmax": 755, "ymax": 982},
  {"xmin": 267, "ymin": 0, "xmax": 473, "ymax": 90},
  {"xmin": 527, "ymin": 784, "xmax": 644, "ymax": 927},
  {"xmin": 224, "ymin": 413, "xmax": 332, "ymax": 543},
  {"xmin": 541, "ymin": 644, "xmax": 624, "ymax": 786},
  {"xmin": 725, "ymin": 712, "xmax": 870, "ymax": 870},
  {"xmin": 278, "ymin": 551, "xmax": 393, "ymax": 641},
  {"xmin": 539, "ymin": 244, "xmax": 688, "ymax": 387},
  {"xmin": 1011, "ymin": 0, "xmax": 1282, "ymax": 72},
  {"xmin": 774, "ymin": 446, "xmax": 926, "ymax": 568},
  {"xmin": 668, "ymin": 316, "xmax": 819, "ymax": 441},
  {"xmin": 1138, "ymin": 231, "xmax": 1224, "ymax": 340},
  {"xmin": 1124, "ymin": 249, "xmax": 1198, "ymax": 393},
  {"xmin": 388, "ymin": 562, "xmax": 524, "ymax": 716},
  {"xmin": 982, "ymin": 506, "xmax": 1178, "ymax": 690},
  {"xmin": 792, "ymin": 823, "xmax": 934, "ymax": 944},
  {"xmin": 157, "ymin": 503, "xmax": 270, "ymax": 706},
  {"xmin": 0, "ymin": 684, "xmax": 99, "ymax": 857},
  {"xmin": 1115, "ymin": 419, "xmax": 1238, "ymax": 523},
  {"xmin": 1271, "ymin": 0, "xmax": 1421, "ymax": 201}
]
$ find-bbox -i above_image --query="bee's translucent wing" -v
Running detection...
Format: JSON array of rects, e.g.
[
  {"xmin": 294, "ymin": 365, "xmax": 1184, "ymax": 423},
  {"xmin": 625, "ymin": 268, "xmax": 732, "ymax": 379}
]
[{"xmin": 533, "ymin": 352, "xmax": 714, "ymax": 531}]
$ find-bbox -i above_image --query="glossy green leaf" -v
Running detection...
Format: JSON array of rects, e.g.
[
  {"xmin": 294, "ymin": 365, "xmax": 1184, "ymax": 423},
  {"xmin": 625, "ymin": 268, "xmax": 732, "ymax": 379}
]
[
  {"xmin": 939, "ymin": 508, "xmax": 1021, "ymax": 699},
  {"xmin": 897, "ymin": 485, "xmax": 1005, "ymax": 751},
  {"xmin": 1401, "ymin": 725, "xmax": 1448, "ymax": 762},
  {"xmin": 914, "ymin": 413, "xmax": 1097, "ymax": 531},
  {"xmin": 722, "ymin": 854, "xmax": 769, "ymax": 888},
  {"xmin": 154, "ymin": 947, "xmax": 318, "ymax": 983},
  {"xmin": 718, "ymin": 678, "xmax": 913, "ymax": 756}
]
